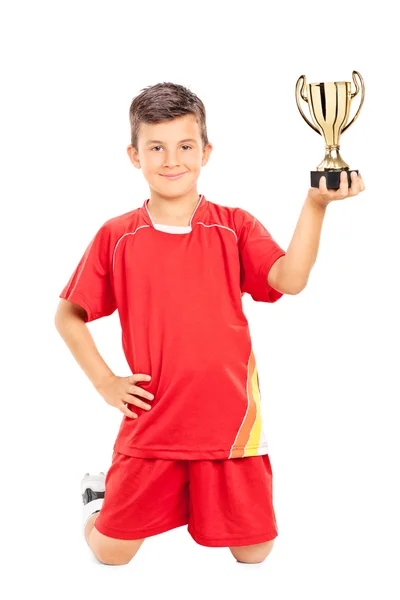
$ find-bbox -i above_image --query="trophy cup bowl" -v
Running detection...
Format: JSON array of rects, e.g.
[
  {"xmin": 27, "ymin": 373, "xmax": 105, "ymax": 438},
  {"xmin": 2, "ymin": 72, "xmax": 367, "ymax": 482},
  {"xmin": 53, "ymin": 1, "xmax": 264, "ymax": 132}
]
[{"xmin": 295, "ymin": 71, "xmax": 365, "ymax": 189}]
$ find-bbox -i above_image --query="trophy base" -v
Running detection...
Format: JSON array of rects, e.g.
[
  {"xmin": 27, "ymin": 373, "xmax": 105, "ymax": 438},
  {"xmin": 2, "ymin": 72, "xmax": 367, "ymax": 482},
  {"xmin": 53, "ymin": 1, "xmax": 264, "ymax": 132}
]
[{"xmin": 311, "ymin": 169, "xmax": 359, "ymax": 190}]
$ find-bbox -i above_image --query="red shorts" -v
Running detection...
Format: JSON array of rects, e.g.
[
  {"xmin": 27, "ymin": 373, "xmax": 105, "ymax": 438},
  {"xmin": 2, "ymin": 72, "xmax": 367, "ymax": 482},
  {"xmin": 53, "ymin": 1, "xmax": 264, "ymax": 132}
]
[{"xmin": 94, "ymin": 451, "xmax": 278, "ymax": 547}]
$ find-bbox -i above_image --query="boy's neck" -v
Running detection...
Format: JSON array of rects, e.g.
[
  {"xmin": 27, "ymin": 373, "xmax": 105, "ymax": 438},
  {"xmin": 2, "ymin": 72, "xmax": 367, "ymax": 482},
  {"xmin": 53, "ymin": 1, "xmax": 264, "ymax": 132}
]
[{"xmin": 147, "ymin": 192, "xmax": 201, "ymax": 226}]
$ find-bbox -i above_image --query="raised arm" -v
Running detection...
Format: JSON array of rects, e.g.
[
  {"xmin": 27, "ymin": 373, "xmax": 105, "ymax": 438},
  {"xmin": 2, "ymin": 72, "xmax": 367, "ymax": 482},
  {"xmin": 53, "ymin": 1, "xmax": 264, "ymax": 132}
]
[{"xmin": 268, "ymin": 171, "xmax": 365, "ymax": 294}]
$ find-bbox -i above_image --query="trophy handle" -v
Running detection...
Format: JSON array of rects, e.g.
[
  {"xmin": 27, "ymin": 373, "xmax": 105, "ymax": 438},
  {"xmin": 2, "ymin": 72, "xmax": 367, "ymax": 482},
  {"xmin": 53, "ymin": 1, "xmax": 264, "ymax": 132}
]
[
  {"xmin": 295, "ymin": 75, "xmax": 321, "ymax": 136},
  {"xmin": 342, "ymin": 71, "xmax": 365, "ymax": 133}
]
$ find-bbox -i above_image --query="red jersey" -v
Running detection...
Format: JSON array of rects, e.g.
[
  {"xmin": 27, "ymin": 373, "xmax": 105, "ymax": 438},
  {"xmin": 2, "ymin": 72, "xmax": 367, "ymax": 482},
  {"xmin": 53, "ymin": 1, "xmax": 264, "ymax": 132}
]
[{"xmin": 59, "ymin": 194, "xmax": 286, "ymax": 460}]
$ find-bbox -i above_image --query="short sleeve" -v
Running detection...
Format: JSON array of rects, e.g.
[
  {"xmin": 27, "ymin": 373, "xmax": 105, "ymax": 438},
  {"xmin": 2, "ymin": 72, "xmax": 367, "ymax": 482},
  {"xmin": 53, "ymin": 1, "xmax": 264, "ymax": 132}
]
[
  {"xmin": 59, "ymin": 223, "xmax": 117, "ymax": 322},
  {"xmin": 237, "ymin": 209, "xmax": 286, "ymax": 303}
]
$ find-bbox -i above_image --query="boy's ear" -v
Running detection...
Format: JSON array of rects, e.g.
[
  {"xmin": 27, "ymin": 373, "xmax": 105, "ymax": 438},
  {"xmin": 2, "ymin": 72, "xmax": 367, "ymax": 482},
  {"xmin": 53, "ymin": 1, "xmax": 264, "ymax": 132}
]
[
  {"xmin": 202, "ymin": 143, "xmax": 213, "ymax": 166},
  {"xmin": 127, "ymin": 145, "xmax": 141, "ymax": 169}
]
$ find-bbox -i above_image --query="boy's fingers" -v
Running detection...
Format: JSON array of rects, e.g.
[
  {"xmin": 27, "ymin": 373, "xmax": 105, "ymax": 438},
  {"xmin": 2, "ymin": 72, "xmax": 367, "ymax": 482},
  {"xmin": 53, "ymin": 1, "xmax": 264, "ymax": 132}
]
[
  {"xmin": 129, "ymin": 374, "xmax": 151, "ymax": 383},
  {"xmin": 349, "ymin": 170, "xmax": 358, "ymax": 195},
  {"xmin": 121, "ymin": 403, "xmax": 138, "ymax": 419},
  {"xmin": 339, "ymin": 170, "xmax": 349, "ymax": 197},
  {"xmin": 319, "ymin": 175, "xmax": 327, "ymax": 194},
  {"xmin": 124, "ymin": 394, "xmax": 152, "ymax": 411},
  {"xmin": 128, "ymin": 385, "xmax": 154, "ymax": 400}
]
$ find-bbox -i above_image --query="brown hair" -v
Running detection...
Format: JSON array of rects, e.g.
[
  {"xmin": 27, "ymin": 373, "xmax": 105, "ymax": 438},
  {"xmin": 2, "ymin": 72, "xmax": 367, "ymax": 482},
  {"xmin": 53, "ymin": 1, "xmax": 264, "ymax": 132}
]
[{"xmin": 129, "ymin": 82, "xmax": 209, "ymax": 150}]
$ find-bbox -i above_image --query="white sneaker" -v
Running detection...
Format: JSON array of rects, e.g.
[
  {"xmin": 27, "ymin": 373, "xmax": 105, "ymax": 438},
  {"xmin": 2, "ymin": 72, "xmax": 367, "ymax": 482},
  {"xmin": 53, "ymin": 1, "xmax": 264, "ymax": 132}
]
[{"xmin": 81, "ymin": 472, "xmax": 106, "ymax": 528}]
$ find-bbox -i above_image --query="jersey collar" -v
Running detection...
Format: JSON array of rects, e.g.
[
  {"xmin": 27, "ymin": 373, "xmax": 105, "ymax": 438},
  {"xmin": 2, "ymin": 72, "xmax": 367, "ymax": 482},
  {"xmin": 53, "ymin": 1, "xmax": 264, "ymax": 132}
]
[{"xmin": 141, "ymin": 194, "xmax": 208, "ymax": 229}]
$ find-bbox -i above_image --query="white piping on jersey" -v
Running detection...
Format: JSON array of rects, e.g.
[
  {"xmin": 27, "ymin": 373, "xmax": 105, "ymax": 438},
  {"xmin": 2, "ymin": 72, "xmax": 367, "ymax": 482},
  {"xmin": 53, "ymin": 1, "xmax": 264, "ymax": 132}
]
[
  {"xmin": 112, "ymin": 222, "xmax": 238, "ymax": 273},
  {"xmin": 151, "ymin": 221, "xmax": 237, "ymax": 241},
  {"xmin": 144, "ymin": 194, "xmax": 204, "ymax": 228},
  {"xmin": 112, "ymin": 225, "xmax": 151, "ymax": 272},
  {"xmin": 197, "ymin": 222, "xmax": 237, "ymax": 242}
]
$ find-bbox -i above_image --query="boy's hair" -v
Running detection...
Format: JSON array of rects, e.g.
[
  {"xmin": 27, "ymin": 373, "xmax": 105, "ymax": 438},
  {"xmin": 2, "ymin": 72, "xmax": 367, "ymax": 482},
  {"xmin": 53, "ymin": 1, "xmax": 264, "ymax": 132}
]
[{"xmin": 129, "ymin": 82, "xmax": 209, "ymax": 150}]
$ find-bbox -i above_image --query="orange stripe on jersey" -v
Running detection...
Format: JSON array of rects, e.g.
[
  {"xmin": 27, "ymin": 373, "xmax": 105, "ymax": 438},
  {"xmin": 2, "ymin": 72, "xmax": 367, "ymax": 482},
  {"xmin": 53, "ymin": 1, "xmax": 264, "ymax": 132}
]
[{"xmin": 229, "ymin": 349, "xmax": 262, "ymax": 458}]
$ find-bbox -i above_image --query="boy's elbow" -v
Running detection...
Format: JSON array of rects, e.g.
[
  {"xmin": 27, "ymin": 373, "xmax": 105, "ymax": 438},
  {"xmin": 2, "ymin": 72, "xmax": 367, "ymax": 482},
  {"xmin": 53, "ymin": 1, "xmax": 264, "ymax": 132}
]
[
  {"xmin": 54, "ymin": 304, "xmax": 64, "ymax": 331},
  {"xmin": 281, "ymin": 278, "xmax": 308, "ymax": 295},
  {"xmin": 289, "ymin": 280, "xmax": 308, "ymax": 294},
  {"xmin": 268, "ymin": 258, "xmax": 307, "ymax": 296}
]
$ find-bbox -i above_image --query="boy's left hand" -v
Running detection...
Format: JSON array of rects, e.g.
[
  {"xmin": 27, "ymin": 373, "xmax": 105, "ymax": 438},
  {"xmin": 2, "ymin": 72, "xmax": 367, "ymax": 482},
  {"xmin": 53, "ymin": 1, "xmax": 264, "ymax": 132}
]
[{"xmin": 307, "ymin": 170, "xmax": 365, "ymax": 208}]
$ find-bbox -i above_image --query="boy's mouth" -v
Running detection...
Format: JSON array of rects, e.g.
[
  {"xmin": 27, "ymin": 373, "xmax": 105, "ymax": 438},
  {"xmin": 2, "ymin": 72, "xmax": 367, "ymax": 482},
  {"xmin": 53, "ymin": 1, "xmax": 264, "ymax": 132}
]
[{"xmin": 160, "ymin": 172, "xmax": 187, "ymax": 180}]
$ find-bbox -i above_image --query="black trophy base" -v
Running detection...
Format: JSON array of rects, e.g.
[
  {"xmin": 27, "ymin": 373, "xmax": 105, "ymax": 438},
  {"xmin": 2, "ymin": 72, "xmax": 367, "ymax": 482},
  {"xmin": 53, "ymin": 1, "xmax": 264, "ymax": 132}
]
[{"xmin": 311, "ymin": 169, "xmax": 359, "ymax": 190}]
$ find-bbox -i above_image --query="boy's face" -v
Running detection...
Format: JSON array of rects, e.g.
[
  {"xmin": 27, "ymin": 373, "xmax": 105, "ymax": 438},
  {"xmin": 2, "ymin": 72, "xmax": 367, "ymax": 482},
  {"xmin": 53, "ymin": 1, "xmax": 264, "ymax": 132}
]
[{"xmin": 127, "ymin": 114, "xmax": 212, "ymax": 199}]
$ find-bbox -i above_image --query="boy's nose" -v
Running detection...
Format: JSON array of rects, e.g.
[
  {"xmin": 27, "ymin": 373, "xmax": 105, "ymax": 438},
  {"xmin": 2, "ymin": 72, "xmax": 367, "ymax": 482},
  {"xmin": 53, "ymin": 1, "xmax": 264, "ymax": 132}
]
[{"xmin": 163, "ymin": 151, "xmax": 180, "ymax": 167}]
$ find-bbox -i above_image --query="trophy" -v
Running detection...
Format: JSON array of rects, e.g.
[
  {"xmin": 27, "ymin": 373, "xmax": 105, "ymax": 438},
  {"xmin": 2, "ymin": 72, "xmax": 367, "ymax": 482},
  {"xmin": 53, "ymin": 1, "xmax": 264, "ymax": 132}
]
[{"xmin": 295, "ymin": 71, "xmax": 365, "ymax": 189}]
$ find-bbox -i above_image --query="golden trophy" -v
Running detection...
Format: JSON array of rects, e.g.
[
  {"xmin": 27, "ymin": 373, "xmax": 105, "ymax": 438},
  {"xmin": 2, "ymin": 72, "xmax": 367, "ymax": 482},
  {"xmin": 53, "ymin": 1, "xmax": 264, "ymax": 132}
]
[{"xmin": 295, "ymin": 71, "xmax": 365, "ymax": 189}]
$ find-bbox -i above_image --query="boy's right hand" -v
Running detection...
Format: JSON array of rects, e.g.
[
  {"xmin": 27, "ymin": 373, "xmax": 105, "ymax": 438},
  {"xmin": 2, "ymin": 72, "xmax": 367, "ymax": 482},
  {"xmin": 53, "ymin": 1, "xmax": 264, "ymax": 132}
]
[{"xmin": 95, "ymin": 373, "xmax": 154, "ymax": 419}]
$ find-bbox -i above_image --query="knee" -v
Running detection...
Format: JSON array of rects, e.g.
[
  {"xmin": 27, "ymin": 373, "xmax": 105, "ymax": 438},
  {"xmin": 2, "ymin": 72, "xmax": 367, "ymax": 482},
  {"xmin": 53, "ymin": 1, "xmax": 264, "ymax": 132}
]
[
  {"xmin": 230, "ymin": 539, "xmax": 275, "ymax": 564},
  {"xmin": 92, "ymin": 544, "xmax": 133, "ymax": 566},
  {"xmin": 88, "ymin": 528, "xmax": 139, "ymax": 566},
  {"xmin": 95, "ymin": 547, "xmax": 131, "ymax": 566}
]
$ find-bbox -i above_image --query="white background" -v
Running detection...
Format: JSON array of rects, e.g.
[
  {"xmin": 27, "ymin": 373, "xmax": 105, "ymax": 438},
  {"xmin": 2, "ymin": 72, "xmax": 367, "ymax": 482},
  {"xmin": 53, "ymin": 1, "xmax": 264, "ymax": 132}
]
[{"xmin": 1, "ymin": 0, "xmax": 399, "ymax": 598}]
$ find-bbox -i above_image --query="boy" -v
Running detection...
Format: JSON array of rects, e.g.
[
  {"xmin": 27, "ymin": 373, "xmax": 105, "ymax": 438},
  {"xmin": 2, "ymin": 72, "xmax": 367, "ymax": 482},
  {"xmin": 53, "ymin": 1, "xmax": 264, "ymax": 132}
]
[{"xmin": 54, "ymin": 82, "xmax": 365, "ymax": 566}]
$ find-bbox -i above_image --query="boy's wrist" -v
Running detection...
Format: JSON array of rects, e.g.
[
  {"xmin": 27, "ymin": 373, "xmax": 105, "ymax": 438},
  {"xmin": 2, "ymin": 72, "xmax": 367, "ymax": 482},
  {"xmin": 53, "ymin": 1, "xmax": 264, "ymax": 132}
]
[
  {"xmin": 305, "ymin": 192, "xmax": 329, "ymax": 211},
  {"xmin": 93, "ymin": 371, "xmax": 116, "ymax": 393}
]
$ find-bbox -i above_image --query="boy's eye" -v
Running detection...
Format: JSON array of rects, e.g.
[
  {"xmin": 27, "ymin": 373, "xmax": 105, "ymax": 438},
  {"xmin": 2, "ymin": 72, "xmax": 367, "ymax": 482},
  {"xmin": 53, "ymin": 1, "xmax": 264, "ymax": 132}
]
[{"xmin": 151, "ymin": 145, "xmax": 192, "ymax": 151}]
